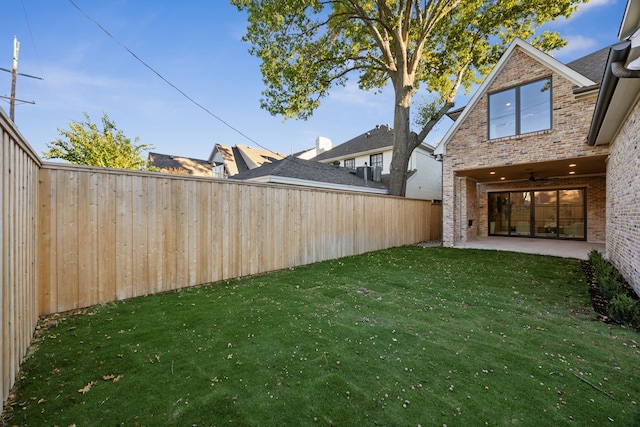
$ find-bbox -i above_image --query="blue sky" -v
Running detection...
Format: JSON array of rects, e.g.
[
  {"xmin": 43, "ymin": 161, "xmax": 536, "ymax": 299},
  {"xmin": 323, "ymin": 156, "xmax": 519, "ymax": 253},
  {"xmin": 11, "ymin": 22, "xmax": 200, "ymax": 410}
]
[{"xmin": 0, "ymin": 0, "xmax": 628, "ymax": 161}]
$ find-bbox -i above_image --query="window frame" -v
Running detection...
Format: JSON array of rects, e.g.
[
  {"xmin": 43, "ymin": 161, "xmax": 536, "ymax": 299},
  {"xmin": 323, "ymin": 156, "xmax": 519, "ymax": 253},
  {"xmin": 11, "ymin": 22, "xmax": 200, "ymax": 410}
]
[
  {"xmin": 344, "ymin": 158, "xmax": 355, "ymax": 169},
  {"xmin": 487, "ymin": 188, "xmax": 586, "ymax": 240},
  {"xmin": 369, "ymin": 153, "xmax": 383, "ymax": 170},
  {"xmin": 488, "ymin": 77, "xmax": 552, "ymax": 139}
]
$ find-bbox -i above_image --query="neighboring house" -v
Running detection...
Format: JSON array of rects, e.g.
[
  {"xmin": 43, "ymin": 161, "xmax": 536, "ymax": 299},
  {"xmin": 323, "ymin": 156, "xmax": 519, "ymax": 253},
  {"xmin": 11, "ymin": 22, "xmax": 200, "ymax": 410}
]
[
  {"xmin": 313, "ymin": 125, "xmax": 442, "ymax": 200},
  {"xmin": 230, "ymin": 156, "xmax": 388, "ymax": 194},
  {"xmin": 208, "ymin": 143, "xmax": 286, "ymax": 178},
  {"xmin": 148, "ymin": 152, "xmax": 216, "ymax": 177},
  {"xmin": 435, "ymin": 0, "xmax": 640, "ymax": 294}
]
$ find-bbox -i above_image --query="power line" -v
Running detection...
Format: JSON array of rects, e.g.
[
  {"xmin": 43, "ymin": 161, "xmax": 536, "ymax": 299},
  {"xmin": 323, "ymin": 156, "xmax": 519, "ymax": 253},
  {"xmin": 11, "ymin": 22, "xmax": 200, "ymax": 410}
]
[
  {"xmin": 21, "ymin": 0, "xmax": 44, "ymax": 79},
  {"xmin": 67, "ymin": 0, "xmax": 272, "ymax": 152}
]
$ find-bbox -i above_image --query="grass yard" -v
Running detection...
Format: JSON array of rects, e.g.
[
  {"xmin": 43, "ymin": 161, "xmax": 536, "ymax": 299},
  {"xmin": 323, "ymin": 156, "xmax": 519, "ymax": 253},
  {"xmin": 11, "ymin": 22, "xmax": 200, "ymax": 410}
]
[{"xmin": 4, "ymin": 246, "xmax": 640, "ymax": 426}]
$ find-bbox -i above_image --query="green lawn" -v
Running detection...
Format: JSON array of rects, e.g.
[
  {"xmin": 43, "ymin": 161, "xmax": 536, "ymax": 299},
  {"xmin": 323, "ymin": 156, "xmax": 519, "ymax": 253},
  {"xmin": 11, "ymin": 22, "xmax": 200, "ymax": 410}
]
[{"xmin": 4, "ymin": 246, "xmax": 640, "ymax": 426}]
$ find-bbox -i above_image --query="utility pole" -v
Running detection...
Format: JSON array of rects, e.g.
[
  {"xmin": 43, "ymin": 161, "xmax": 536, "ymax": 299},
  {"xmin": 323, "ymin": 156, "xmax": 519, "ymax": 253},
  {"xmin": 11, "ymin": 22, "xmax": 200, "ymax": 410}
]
[
  {"xmin": 10, "ymin": 36, "xmax": 19, "ymax": 121},
  {"xmin": 1, "ymin": 36, "xmax": 41, "ymax": 122}
]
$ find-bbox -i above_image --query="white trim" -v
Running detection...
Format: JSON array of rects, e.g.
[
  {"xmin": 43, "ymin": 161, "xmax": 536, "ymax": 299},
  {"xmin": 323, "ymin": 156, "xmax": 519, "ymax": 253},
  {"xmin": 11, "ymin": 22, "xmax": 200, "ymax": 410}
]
[
  {"xmin": 317, "ymin": 145, "xmax": 393, "ymax": 163},
  {"xmin": 318, "ymin": 143, "xmax": 433, "ymax": 164},
  {"xmin": 242, "ymin": 175, "xmax": 389, "ymax": 194},
  {"xmin": 434, "ymin": 38, "xmax": 596, "ymax": 156}
]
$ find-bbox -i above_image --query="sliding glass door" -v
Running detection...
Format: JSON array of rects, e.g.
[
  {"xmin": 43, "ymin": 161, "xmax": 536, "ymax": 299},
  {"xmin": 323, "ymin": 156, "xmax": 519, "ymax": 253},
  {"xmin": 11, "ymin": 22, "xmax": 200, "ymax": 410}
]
[
  {"xmin": 534, "ymin": 191, "xmax": 557, "ymax": 237},
  {"xmin": 559, "ymin": 190, "xmax": 585, "ymax": 238},
  {"xmin": 488, "ymin": 189, "xmax": 586, "ymax": 240}
]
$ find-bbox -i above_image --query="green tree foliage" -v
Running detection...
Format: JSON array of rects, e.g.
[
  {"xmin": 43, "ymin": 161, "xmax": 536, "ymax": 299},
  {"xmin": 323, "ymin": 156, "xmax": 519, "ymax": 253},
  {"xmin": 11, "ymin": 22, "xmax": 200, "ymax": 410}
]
[
  {"xmin": 231, "ymin": 0, "xmax": 585, "ymax": 195},
  {"xmin": 43, "ymin": 112, "xmax": 153, "ymax": 170}
]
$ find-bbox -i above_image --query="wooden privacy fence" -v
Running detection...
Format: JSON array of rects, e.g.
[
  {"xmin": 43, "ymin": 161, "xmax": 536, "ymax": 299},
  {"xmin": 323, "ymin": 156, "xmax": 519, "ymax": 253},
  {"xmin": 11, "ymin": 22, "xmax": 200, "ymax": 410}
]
[
  {"xmin": 1, "ymin": 108, "xmax": 442, "ymax": 407},
  {"xmin": 1, "ymin": 112, "xmax": 41, "ymax": 409},
  {"xmin": 38, "ymin": 164, "xmax": 441, "ymax": 315}
]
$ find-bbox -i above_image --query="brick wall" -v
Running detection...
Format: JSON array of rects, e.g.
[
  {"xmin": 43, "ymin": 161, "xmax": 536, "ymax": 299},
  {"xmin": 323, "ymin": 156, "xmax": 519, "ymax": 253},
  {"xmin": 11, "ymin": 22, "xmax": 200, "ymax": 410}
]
[
  {"xmin": 606, "ymin": 98, "xmax": 640, "ymax": 293},
  {"xmin": 442, "ymin": 46, "xmax": 609, "ymax": 246}
]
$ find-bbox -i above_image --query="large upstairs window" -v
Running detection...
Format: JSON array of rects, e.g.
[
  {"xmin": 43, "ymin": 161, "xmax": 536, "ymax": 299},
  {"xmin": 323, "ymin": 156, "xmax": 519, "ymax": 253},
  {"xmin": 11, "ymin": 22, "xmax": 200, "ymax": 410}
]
[{"xmin": 488, "ymin": 77, "xmax": 552, "ymax": 139}]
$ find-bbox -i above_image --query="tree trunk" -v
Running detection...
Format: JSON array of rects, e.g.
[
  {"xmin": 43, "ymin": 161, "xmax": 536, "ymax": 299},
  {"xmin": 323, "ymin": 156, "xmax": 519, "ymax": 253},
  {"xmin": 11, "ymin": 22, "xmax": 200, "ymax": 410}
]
[{"xmin": 388, "ymin": 79, "xmax": 415, "ymax": 197}]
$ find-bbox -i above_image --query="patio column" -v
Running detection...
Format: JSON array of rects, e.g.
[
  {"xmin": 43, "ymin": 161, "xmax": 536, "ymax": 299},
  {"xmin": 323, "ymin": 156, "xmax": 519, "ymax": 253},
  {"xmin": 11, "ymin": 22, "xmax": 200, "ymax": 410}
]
[{"xmin": 456, "ymin": 176, "xmax": 478, "ymax": 243}]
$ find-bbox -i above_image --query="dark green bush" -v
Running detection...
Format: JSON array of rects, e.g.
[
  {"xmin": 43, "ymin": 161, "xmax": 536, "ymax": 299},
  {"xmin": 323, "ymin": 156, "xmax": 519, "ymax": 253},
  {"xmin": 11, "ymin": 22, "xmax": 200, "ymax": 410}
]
[
  {"xmin": 588, "ymin": 250, "xmax": 639, "ymax": 328},
  {"xmin": 608, "ymin": 294, "xmax": 640, "ymax": 328},
  {"xmin": 600, "ymin": 275, "xmax": 624, "ymax": 301}
]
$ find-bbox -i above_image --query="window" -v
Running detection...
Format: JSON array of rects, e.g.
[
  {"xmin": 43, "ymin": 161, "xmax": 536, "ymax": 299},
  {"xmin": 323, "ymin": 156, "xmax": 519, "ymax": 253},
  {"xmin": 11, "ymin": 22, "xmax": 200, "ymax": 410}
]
[
  {"xmin": 211, "ymin": 165, "xmax": 226, "ymax": 179},
  {"xmin": 488, "ymin": 188, "xmax": 585, "ymax": 240},
  {"xmin": 488, "ymin": 77, "xmax": 551, "ymax": 139},
  {"xmin": 369, "ymin": 153, "xmax": 383, "ymax": 170},
  {"xmin": 344, "ymin": 158, "xmax": 355, "ymax": 169}
]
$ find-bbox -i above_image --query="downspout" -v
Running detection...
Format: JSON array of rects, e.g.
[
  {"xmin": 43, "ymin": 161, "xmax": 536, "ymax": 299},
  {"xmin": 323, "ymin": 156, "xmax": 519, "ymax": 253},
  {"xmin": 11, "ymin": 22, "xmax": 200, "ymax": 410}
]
[{"xmin": 611, "ymin": 60, "xmax": 640, "ymax": 78}]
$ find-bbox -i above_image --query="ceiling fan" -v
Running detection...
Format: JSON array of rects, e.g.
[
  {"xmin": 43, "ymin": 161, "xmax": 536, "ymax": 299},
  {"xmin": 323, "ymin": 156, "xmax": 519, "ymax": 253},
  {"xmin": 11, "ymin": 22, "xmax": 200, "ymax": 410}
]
[{"xmin": 528, "ymin": 172, "xmax": 550, "ymax": 182}]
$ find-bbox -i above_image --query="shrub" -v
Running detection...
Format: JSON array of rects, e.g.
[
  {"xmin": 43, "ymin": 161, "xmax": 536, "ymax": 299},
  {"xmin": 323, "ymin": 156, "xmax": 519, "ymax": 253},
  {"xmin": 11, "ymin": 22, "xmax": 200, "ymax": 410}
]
[
  {"xmin": 600, "ymin": 275, "xmax": 624, "ymax": 301},
  {"xmin": 608, "ymin": 294, "xmax": 640, "ymax": 328},
  {"xmin": 588, "ymin": 249, "xmax": 640, "ymax": 328}
]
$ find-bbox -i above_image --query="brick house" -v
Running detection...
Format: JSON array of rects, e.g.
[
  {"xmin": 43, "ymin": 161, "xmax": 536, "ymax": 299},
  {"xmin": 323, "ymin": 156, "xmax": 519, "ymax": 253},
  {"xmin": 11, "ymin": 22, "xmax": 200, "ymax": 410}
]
[
  {"xmin": 435, "ymin": 1, "xmax": 640, "ymax": 293},
  {"xmin": 587, "ymin": 1, "xmax": 640, "ymax": 292}
]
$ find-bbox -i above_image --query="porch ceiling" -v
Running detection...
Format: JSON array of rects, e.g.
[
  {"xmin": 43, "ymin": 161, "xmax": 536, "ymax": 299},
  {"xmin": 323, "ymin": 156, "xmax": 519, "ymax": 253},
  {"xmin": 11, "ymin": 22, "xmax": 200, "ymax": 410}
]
[{"xmin": 455, "ymin": 155, "xmax": 608, "ymax": 184}]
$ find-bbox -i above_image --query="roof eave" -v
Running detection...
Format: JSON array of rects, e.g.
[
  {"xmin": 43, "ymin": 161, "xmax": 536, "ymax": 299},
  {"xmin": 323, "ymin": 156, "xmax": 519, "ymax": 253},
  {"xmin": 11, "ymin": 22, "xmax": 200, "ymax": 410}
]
[
  {"xmin": 246, "ymin": 175, "xmax": 389, "ymax": 194},
  {"xmin": 586, "ymin": 41, "xmax": 631, "ymax": 146}
]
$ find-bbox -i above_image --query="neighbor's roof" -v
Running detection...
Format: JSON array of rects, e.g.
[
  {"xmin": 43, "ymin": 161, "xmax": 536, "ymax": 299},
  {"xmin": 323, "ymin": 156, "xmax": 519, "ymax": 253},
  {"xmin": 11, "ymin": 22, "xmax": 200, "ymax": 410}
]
[
  {"xmin": 230, "ymin": 156, "xmax": 388, "ymax": 193},
  {"xmin": 434, "ymin": 38, "xmax": 598, "ymax": 155},
  {"xmin": 209, "ymin": 143, "xmax": 286, "ymax": 176},
  {"xmin": 313, "ymin": 125, "xmax": 434, "ymax": 162},
  {"xmin": 236, "ymin": 144, "xmax": 286, "ymax": 168},
  {"xmin": 148, "ymin": 152, "xmax": 216, "ymax": 176}
]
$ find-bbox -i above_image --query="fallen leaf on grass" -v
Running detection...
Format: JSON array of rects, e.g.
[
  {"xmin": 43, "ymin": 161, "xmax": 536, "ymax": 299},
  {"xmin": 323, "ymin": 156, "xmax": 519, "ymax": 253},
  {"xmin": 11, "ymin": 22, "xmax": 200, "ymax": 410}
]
[
  {"xmin": 102, "ymin": 374, "xmax": 124, "ymax": 383},
  {"xmin": 78, "ymin": 381, "xmax": 97, "ymax": 394}
]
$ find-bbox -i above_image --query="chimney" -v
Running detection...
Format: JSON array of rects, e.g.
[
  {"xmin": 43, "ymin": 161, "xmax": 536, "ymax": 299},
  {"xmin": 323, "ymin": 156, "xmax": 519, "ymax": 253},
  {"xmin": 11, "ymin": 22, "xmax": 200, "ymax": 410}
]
[{"xmin": 316, "ymin": 136, "xmax": 332, "ymax": 154}]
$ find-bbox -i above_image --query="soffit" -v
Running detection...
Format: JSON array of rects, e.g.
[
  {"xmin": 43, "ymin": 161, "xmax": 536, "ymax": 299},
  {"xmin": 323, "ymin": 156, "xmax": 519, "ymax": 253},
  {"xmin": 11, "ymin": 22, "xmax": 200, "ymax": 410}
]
[{"xmin": 455, "ymin": 155, "xmax": 608, "ymax": 183}]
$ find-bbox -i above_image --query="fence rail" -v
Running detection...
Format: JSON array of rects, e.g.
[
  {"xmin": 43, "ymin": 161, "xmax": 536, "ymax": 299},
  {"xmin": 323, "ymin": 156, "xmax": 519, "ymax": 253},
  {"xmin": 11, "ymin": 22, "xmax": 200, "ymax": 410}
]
[{"xmin": 1, "ymin": 110, "xmax": 441, "ymax": 408}]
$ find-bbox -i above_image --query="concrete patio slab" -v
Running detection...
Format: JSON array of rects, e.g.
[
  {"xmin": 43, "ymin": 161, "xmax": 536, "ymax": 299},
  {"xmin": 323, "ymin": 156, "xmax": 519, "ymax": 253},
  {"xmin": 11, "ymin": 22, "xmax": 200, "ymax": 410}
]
[{"xmin": 451, "ymin": 237, "xmax": 605, "ymax": 260}]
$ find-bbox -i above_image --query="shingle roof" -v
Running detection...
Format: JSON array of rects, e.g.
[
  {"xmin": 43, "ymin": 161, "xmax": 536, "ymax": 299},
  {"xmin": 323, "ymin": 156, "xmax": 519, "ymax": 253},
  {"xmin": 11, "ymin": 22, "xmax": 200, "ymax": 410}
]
[
  {"xmin": 236, "ymin": 144, "xmax": 286, "ymax": 168},
  {"xmin": 210, "ymin": 143, "xmax": 285, "ymax": 176},
  {"xmin": 230, "ymin": 156, "xmax": 388, "ymax": 190},
  {"xmin": 313, "ymin": 125, "xmax": 395, "ymax": 161},
  {"xmin": 148, "ymin": 152, "xmax": 215, "ymax": 176},
  {"xmin": 566, "ymin": 45, "xmax": 611, "ymax": 84}
]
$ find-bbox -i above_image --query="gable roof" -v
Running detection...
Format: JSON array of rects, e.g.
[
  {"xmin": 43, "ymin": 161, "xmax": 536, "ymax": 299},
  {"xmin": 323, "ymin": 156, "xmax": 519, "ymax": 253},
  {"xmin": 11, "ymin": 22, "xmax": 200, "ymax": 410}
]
[
  {"xmin": 434, "ymin": 38, "xmax": 598, "ymax": 155},
  {"xmin": 209, "ymin": 143, "xmax": 286, "ymax": 176},
  {"xmin": 230, "ymin": 156, "xmax": 388, "ymax": 193},
  {"xmin": 236, "ymin": 144, "xmax": 286, "ymax": 168},
  {"xmin": 148, "ymin": 152, "xmax": 215, "ymax": 176}
]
